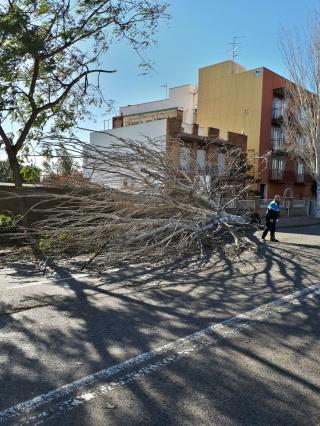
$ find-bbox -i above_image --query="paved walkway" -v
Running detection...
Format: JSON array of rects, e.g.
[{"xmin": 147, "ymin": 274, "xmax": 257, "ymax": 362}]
[{"xmin": 270, "ymin": 215, "xmax": 320, "ymax": 229}]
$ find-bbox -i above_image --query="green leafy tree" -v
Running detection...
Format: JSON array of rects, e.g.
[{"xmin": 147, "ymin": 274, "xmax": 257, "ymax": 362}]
[
  {"xmin": 0, "ymin": 160, "xmax": 11, "ymax": 182},
  {"xmin": 43, "ymin": 144, "xmax": 79, "ymax": 176},
  {"xmin": 20, "ymin": 164, "xmax": 41, "ymax": 183},
  {"xmin": 56, "ymin": 146, "xmax": 78, "ymax": 176},
  {"xmin": 0, "ymin": 0, "xmax": 169, "ymax": 187},
  {"xmin": 0, "ymin": 160, "xmax": 41, "ymax": 183}
]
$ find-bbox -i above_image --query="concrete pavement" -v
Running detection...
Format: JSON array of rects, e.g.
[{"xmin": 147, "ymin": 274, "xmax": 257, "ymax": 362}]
[{"xmin": 266, "ymin": 215, "xmax": 320, "ymax": 229}]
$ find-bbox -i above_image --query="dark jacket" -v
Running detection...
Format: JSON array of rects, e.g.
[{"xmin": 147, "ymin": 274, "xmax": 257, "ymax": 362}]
[{"xmin": 266, "ymin": 200, "xmax": 280, "ymax": 221}]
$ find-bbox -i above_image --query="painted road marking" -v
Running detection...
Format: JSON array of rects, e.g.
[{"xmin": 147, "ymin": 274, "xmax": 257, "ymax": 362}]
[
  {"xmin": 4, "ymin": 268, "xmax": 121, "ymax": 290},
  {"xmin": 0, "ymin": 283, "xmax": 320, "ymax": 425},
  {"xmin": 10, "ymin": 273, "xmax": 92, "ymax": 289}
]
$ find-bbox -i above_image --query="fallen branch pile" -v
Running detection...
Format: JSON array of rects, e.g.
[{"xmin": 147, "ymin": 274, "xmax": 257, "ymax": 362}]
[{"xmin": 25, "ymin": 135, "xmax": 255, "ymax": 267}]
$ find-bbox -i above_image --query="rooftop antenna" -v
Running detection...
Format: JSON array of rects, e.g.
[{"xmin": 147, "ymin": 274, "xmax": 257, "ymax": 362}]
[
  {"xmin": 160, "ymin": 83, "xmax": 168, "ymax": 98},
  {"xmin": 227, "ymin": 36, "xmax": 245, "ymax": 72}
]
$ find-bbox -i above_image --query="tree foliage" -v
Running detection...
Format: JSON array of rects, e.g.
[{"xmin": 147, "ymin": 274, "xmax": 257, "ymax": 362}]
[
  {"xmin": 42, "ymin": 144, "xmax": 79, "ymax": 176},
  {"xmin": 0, "ymin": 0, "xmax": 169, "ymax": 186},
  {"xmin": 0, "ymin": 160, "xmax": 41, "ymax": 183}
]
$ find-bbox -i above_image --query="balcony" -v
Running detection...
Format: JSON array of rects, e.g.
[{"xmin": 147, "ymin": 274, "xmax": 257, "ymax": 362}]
[
  {"xmin": 272, "ymin": 107, "xmax": 285, "ymax": 120},
  {"xmin": 296, "ymin": 173, "xmax": 304, "ymax": 184},
  {"xmin": 270, "ymin": 169, "xmax": 284, "ymax": 181},
  {"xmin": 272, "ymin": 95, "xmax": 286, "ymax": 123},
  {"xmin": 269, "ymin": 170, "xmax": 305, "ymax": 183},
  {"xmin": 271, "ymin": 138, "xmax": 286, "ymax": 151}
]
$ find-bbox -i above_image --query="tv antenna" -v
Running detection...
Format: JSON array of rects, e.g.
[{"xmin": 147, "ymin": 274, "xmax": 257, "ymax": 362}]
[{"xmin": 227, "ymin": 36, "xmax": 245, "ymax": 62}]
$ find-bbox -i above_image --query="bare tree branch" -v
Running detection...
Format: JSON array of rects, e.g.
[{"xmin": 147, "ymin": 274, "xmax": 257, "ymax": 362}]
[{"xmin": 24, "ymin": 135, "xmax": 256, "ymax": 269}]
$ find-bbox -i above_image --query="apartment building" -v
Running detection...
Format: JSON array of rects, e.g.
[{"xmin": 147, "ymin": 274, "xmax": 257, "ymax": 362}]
[
  {"xmin": 85, "ymin": 83, "xmax": 247, "ymax": 188},
  {"xmin": 112, "ymin": 84, "xmax": 198, "ymax": 129},
  {"xmin": 197, "ymin": 60, "xmax": 313, "ymax": 199},
  {"xmin": 87, "ymin": 60, "xmax": 312, "ymax": 200}
]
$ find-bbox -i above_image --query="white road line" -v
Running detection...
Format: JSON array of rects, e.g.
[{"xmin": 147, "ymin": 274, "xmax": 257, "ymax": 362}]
[
  {"xmin": 0, "ymin": 283, "xmax": 320, "ymax": 425},
  {"xmin": 10, "ymin": 273, "xmax": 93, "ymax": 289},
  {"xmin": 4, "ymin": 268, "xmax": 121, "ymax": 290}
]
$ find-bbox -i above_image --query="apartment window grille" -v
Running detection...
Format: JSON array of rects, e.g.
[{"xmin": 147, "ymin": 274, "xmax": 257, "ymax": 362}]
[
  {"xmin": 271, "ymin": 157, "xmax": 285, "ymax": 180},
  {"xmin": 297, "ymin": 134, "xmax": 307, "ymax": 148},
  {"xmin": 196, "ymin": 149, "xmax": 206, "ymax": 172},
  {"xmin": 180, "ymin": 145, "xmax": 191, "ymax": 171},
  {"xmin": 298, "ymin": 108, "xmax": 308, "ymax": 127},
  {"xmin": 217, "ymin": 153, "xmax": 225, "ymax": 175},
  {"xmin": 272, "ymin": 97, "xmax": 285, "ymax": 119},
  {"xmin": 296, "ymin": 162, "xmax": 304, "ymax": 183},
  {"xmin": 271, "ymin": 126, "xmax": 285, "ymax": 150}
]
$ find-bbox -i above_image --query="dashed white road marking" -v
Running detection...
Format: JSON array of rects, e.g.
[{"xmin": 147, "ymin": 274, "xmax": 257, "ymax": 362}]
[
  {"xmin": 10, "ymin": 273, "xmax": 92, "ymax": 289},
  {"xmin": 0, "ymin": 283, "xmax": 319, "ymax": 425}
]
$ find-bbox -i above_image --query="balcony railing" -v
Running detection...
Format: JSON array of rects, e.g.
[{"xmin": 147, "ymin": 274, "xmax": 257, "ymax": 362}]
[
  {"xmin": 272, "ymin": 107, "xmax": 285, "ymax": 120},
  {"xmin": 296, "ymin": 173, "xmax": 304, "ymax": 183},
  {"xmin": 271, "ymin": 138, "xmax": 285, "ymax": 150},
  {"xmin": 270, "ymin": 170, "xmax": 306, "ymax": 183},
  {"xmin": 270, "ymin": 169, "xmax": 284, "ymax": 181}
]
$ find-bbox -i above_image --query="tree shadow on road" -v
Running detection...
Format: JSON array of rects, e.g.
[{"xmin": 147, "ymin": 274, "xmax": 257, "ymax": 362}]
[{"xmin": 0, "ymin": 228, "xmax": 320, "ymax": 425}]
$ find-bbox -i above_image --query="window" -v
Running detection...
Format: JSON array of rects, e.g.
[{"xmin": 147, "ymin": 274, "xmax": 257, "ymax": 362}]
[
  {"xmin": 196, "ymin": 149, "xmax": 206, "ymax": 172},
  {"xmin": 271, "ymin": 157, "xmax": 285, "ymax": 180},
  {"xmin": 298, "ymin": 108, "xmax": 308, "ymax": 127},
  {"xmin": 180, "ymin": 145, "xmax": 191, "ymax": 171},
  {"xmin": 297, "ymin": 134, "xmax": 306, "ymax": 147},
  {"xmin": 296, "ymin": 162, "xmax": 304, "ymax": 183},
  {"xmin": 271, "ymin": 126, "xmax": 285, "ymax": 150},
  {"xmin": 272, "ymin": 97, "xmax": 285, "ymax": 119},
  {"xmin": 217, "ymin": 153, "xmax": 225, "ymax": 175}
]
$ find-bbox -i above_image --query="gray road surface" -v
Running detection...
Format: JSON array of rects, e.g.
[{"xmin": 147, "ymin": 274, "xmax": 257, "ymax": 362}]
[{"xmin": 0, "ymin": 225, "xmax": 319, "ymax": 425}]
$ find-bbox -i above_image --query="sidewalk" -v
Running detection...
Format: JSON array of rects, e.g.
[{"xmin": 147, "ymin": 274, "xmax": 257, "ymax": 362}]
[{"xmin": 276, "ymin": 216, "xmax": 320, "ymax": 229}]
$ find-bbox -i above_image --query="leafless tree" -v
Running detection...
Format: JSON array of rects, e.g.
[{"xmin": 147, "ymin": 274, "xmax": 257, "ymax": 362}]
[
  {"xmin": 281, "ymin": 17, "xmax": 320, "ymax": 216},
  {"xmin": 24, "ymin": 135, "xmax": 256, "ymax": 268}
]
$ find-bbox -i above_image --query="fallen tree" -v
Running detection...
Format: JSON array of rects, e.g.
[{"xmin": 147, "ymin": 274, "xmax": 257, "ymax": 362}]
[{"xmin": 23, "ymin": 135, "xmax": 257, "ymax": 268}]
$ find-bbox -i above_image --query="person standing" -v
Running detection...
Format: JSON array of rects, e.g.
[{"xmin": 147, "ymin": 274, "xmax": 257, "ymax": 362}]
[{"xmin": 262, "ymin": 195, "xmax": 281, "ymax": 242}]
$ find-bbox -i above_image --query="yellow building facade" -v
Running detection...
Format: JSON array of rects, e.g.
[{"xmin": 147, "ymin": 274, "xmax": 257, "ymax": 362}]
[{"xmin": 197, "ymin": 61, "xmax": 263, "ymax": 154}]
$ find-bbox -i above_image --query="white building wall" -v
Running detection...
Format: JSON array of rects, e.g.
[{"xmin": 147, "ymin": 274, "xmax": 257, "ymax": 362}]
[
  {"xmin": 85, "ymin": 119, "xmax": 168, "ymax": 187},
  {"xmin": 120, "ymin": 84, "xmax": 197, "ymax": 124},
  {"xmin": 91, "ymin": 119, "xmax": 167, "ymax": 145},
  {"xmin": 168, "ymin": 85, "xmax": 198, "ymax": 124}
]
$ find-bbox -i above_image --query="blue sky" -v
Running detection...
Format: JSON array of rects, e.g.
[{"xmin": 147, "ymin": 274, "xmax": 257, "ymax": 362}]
[
  {"xmin": 83, "ymin": 0, "xmax": 315, "ymax": 137},
  {"xmin": 0, "ymin": 0, "xmax": 315, "ymax": 165}
]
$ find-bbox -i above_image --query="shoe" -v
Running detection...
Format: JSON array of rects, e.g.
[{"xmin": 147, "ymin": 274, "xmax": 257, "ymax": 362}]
[
  {"xmin": 261, "ymin": 237, "xmax": 266, "ymax": 241},
  {"xmin": 270, "ymin": 238, "xmax": 279, "ymax": 242}
]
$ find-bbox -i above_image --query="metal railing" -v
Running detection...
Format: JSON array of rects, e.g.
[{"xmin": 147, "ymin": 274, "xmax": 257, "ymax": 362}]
[
  {"xmin": 270, "ymin": 169, "xmax": 284, "ymax": 181},
  {"xmin": 271, "ymin": 138, "xmax": 285, "ymax": 151},
  {"xmin": 215, "ymin": 198, "xmax": 309, "ymax": 217},
  {"xmin": 221, "ymin": 199, "xmax": 256, "ymax": 211},
  {"xmin": 296, "ymin": 173, "xmax": 304, "ymax": 183},
  {"xmin": 272, "ymin": 106, "xmax": 285, "ymax": 120},
  {"xmin": 259, "ymin": 198, "xmax": 308, "ymax": 216},
  {"xmin": 292, "ymin": 199, "xmax": 306, "ymax": 208}
]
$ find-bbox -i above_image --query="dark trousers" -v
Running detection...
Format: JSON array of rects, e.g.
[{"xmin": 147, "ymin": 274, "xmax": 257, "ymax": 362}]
[{"xmin": 262, "ymin": 218, "xmax": 276, "ymax": 240}]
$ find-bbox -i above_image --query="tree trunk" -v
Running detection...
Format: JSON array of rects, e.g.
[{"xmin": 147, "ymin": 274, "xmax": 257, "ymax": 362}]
[
  {"xmin": 315, "ymin": 175, "xmax": 320, "ymax": 217},
  {"xmin": 5, "ymin": 145, "xmax": 23, "ymax": 187},
  {"xmin": 5, "ymin": 144, "xmax": 30, "ymax": 228}
]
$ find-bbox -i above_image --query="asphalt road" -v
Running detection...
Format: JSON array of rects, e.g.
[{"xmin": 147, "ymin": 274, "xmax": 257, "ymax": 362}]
[{"xmin": 0, "ymin": 225, "xmax": 320, "ymax": 425}]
